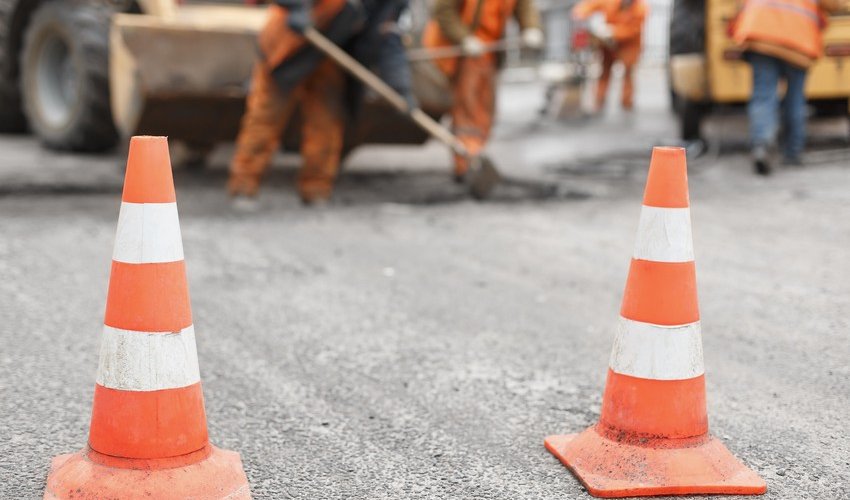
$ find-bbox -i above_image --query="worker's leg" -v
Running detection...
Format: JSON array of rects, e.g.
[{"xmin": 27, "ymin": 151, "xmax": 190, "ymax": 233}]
[
  {"xmin": 298, "ymin": 59, "xmax": 346, "ymax": 203},
  {"xmin": 617, "ymin": 41, "xmax": 640, "ymax": 110},
  {"xmin": 451, "ymin": 55, "xmax": 496, "ymax": 178},
  {"xmin": 595, "ymin": 48, "xmax": 615, "ymax": 111},
  {"xmin": 228, "ymin": 64, "xmax": 298, "ymax": 196},
  {"xmin": 621, "ymin": 63, "xmax": 635, "ymax": 110},
  {"xmin": 780, "ymin": 61, "xmax": 808, "ymax": 162},
  {"xmin": 747, "ymin": 52, "xmax": 781, "ymax": 174},
  {"xmin": 747, "ymin": 52, "xmax": 781, "ymax": 149}
]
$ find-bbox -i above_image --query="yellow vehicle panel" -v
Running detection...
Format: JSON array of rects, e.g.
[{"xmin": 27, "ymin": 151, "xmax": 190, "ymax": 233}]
[{"xmin": 707, "ymin": 0, "xmax": 850, "ymax": 103}]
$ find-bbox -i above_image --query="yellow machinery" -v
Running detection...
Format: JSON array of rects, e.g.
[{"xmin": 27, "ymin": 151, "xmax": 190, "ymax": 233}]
[
  {"xmin": 110, "ymin": 2, "xmax": 449, "ymax": 157},
  {"xmin": 669, "ymin": 0, "xmax": 850, "ymax": 140},
  {"xmin": 0, "ymin": 0, "xmax": 451, "ymax": 155}
]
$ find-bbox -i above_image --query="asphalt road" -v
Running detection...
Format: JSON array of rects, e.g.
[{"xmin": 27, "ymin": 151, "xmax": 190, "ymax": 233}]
[{"xmin": 1, "ymin": 72, "xmax": 849, "ymax": 499}]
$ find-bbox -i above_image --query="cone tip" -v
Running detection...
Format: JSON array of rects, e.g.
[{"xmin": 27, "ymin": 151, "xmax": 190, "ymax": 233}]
[
  {"xmin": 122, "ymin": 136, "xmax": 175, "ymax": 204},
  {"xmin": 643, "ymin": 146, "xmax": 689, "ymax": 208},
  {"xmin": 130, "ymin": 135, "xmax": 168, "ymax": 142}
]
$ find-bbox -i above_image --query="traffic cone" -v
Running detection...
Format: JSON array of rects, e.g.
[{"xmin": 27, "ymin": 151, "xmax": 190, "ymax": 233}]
[
  {"xmin": 44, "ymin": 136, "xmax": 251, "ymax": 499},
  {"xmin": 544, "ymin": 147, "xmax": 767, "ymax": 497}
]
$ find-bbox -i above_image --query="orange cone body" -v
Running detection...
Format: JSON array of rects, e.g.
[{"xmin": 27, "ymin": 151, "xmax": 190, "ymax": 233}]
[
  {"xmin": 44, "ymin": 137, "xmax": 251, "ymax": 499},
  {"xmin": 545, "ymin": 147, "xmax": 767, "ymax": 497}
]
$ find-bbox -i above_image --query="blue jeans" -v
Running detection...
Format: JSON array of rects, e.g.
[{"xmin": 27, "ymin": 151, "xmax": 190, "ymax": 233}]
[{"xmin": 747, "ymin": 52, "xmax": 808, "ymax": 159}]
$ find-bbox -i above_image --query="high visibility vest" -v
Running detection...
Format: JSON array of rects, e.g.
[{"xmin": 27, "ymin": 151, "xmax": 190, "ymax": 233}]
[
  {"xmin": 422, "ymin": 0, "xmax": 518, "ymax": 75},
  {"xmin": 733, "ymin": 0, "xmax": 823, "ymax": 60},
  {"xmin": 467, "ymin": 0, "xmax": 519, "ymax": 42}
]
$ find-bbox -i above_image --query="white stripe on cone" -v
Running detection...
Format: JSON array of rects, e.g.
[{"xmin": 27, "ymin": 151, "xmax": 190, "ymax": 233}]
[
  {"xmin": 113, "ymin": 202, "xmax": 184, "ymax": 264},
  {"xmin": 609, "ymin": 317, "xmax": 704, "ymax": 380},
  {"xmin": 633, "ymin": 206, "xmax": 694, "ymax": 263},
  {"xmin": 97, "ymin": 325, "xmax": 200, "ymax": 391}
]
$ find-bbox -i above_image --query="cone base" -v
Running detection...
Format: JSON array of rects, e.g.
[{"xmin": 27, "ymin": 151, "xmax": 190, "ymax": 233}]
[
  {"xmin": 544, "ymin": 427, "xmax": 766, "ymax": 497},
  {"xmin": 44, "ymin": 445, "xmax": 250, "ymax": 499}
]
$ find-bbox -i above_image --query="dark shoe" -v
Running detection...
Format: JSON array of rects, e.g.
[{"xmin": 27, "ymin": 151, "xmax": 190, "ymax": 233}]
[
  {"xmin": 231, "ymin": 195, "xmax": 260, "ymax": 213},
  {"xmin": 298, "ymin": 184, "xmax": 333, "ymax": 206},
  {"xmin": 752, "ymin": 145, "xmax": 772, "ymax": 176},
  {"xmin": 299, "ymin": 192, "xmax": 331, "ymax": 206}
]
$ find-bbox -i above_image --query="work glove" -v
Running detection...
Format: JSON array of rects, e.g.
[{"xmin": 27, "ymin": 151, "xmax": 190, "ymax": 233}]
[
  {"xmin": 462, "ymin": 35, "xmax": 486, "ymax": 56},
  {"xmin": 521, "ymin": 27, "xmax": 544, "ymax": 49},
  {"xmin": 286, "ymin": 4, "xmax": 312, "ymax": 33},
  {"xmin": 587, "ymin": 14, "xmax": 615, "ymax": 47},
  {"xmin": 286, "ymin": 9, "xmax": 313, "ymax": 34}
]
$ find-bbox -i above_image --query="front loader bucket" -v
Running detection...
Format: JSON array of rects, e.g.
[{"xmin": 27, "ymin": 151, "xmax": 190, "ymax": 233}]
[
  {"xmin": 110, "ymin": 6, "xmax": 266, "ymax": 147},
  {"xmin": 110, "ymin": 5, "xmax": 451, "ymax": 152}
]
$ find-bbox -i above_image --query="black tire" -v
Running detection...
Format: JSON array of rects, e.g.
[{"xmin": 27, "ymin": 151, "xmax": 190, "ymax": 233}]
[
  {"xmin": 680, "ymin": 99, "xmax": 705, "ymax": 141},
  {"xmin": 668, "ymin": 0, "xmax": 706, "ymax": 112},
  {"xmin": 20, "ymin": 1, "xmax": 117, "ymax": 151},
  {"xmin": 0, "ymin": 0, "xmax": 27, "ymax": 133}
]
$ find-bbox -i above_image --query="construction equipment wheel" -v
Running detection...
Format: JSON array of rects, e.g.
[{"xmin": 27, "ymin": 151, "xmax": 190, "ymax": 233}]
[
  {"xmin": 20, "ymin": 1, "xmax": 117, "ymax": 151},
  {"xmin": 668, "ymin": 0, "xmax": 705, "ymax": 112},
  {"xmin": 679, "ymin": 99, "xmax": 706, "ymax": 142},
  {"xmin": 0, "ymin": 0, "xmax": 27, "ymax": 132}
]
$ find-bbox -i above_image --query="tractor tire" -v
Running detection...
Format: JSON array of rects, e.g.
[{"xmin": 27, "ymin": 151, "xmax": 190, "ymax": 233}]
[
  {"xmin": 679, "ymin": 99, "xmax": 706, "ymax": 142},
  {"xmin": 20, "ymin": 1, "xmax": 117, "ymax": 151},
  {"xmin": 669, "ymin": 0, "xmax": 707, "ymax": 136},
  {"xmin": 0, "ymin": 0, "xmax": 27, "ymax": 133},
  {"xmin": 669, "ymin": 0, "xmax": 705, "ymax": 56}
]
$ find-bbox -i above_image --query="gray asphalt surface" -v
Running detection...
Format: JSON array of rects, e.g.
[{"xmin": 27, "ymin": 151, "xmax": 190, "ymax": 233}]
[{"xmin": 1, "ymin": 70, "xmax": 849, "ymax": 499}]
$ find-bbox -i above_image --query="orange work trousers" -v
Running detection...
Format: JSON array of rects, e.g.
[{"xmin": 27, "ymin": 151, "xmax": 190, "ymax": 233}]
[
  {"xmin": 451, "ymin": 55, "xmax": 496, "ymax": 176},
  {"xmin": 228, "ymin": 59, "xmax": 345, "ymax": 201},
  {"xmin": 596, "ymin": 41, "xmax": 640, "ymax": 110}
]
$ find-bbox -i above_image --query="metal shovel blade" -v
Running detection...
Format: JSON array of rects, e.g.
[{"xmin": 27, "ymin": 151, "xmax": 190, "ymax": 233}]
[{"xmin": 468, "ymin": 155, "xmax": 501, "ymax": 200}]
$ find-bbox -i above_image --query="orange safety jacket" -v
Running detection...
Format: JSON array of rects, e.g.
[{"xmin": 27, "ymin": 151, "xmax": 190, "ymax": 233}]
[
  {"xmin": 422, "ymin": 0, "xmax": 521, "ymax": 76},
  {"xmin": 733, "ymin": 0, "xmax": 826, "ymax": 68},
  {"xmin": 572, "ymin": 0, "xmax": 647, "ymax": 44}
]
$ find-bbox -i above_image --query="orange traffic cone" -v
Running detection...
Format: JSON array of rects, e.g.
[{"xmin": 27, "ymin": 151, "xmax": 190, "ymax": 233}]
[
  {"xmin": 545, "ymin": 147, "xmax": 767, "ymax": 497},
  {"xmin": 44, "ymin": 136, "xmax": 251, "ymax": 499}
]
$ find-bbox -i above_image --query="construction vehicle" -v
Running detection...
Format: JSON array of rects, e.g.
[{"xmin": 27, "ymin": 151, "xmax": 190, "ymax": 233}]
[
  {"xmin": 668, "ymin": 0, "xmax": 850, "ymax": 141},
  {"xmin": 0, "ymin": 0, "xmax": 451, "ymax": 155}
]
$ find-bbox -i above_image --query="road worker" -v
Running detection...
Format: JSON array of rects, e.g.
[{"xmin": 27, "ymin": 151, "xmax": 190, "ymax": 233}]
[
  {"xmin": 423, "ymin": 0, "xmax": 543, "ymax": 180},
  {"xmin": 731, "ymin": 0, "xmax": 844, "ymax": 175},
  {"xmin": 228, "ymin": 0, "xmax": 412, "ymax": 205},
  {"xmin": 572, "ymin": 0, "xmax": 647, "ymax": 112}
]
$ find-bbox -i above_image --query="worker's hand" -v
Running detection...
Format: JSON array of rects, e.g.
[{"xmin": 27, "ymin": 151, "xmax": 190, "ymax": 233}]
[
  {"xmin": 521, "ymin": 28, "xmax": 544, "ymax": 49},
  {"xmin": 601, "ymin": 23, "xmax": 616, "ymax": 46},
  {"xmin": 587, "ymin": 14, "xmax": 614, "ymax": 46},
  {"xmin": 286, "ymin": 7, "xmax": 312, "ymax": 34},
  {"xmin": 462, "ymin": 36, "xmax": 486, "ymax": 56}
]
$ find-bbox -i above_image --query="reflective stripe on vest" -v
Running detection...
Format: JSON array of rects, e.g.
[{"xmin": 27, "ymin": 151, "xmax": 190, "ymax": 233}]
[
  {"xmin": 736, "ymin": 0, "xmax": 822, "ymax": 58},
  {"xmin": 749, "ymin": 0, "xmax": 819, "ymax": 23}
]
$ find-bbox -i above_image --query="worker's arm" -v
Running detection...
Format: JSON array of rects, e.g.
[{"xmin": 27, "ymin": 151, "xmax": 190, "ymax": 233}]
[
  {"xmin": 514, "ymin": 0, "xmax": 542, "ymax": 30},
  {"xmin": 572, "ymin": 0, "xmax": 601, "ymax": 20},
  {"xmin": 611, "ymin": 1, "xmax": 647, "ymax": 41},
  {"xmin": 273, "ymin": 0, "xmax": 313, "ymax": 31},
  {"xmin": 432, "ymin": 0, "xmax": 471, "ymax": 43}
]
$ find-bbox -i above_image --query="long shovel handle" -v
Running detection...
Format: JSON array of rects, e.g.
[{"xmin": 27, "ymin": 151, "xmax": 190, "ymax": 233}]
[
  {"xmin": 405, "ymin": 39, "xmax": 514, "ymax": 61},
  {"xmin": 302, "ymin": 27, "xmax": 468, "ymax": 156}
]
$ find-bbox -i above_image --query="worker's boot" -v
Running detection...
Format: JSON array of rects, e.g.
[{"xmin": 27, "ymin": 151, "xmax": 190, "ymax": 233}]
[
  {"xmin": 453, "ymin": 154, "xmax": 469, "ymax": 183},
  {"xmin": 227, "ymin": 174, "xmax": 262, "ymax": 212},
  {"xmin": 297, "ymin": 171, "xmax": 334, "ymax": 205},
  {"xmin": 298, "ymin": 185, "xmax": 333, "ymax": 206},
  {"xmin": 752, "ymin": 144, "xmax": 773, "ymax": 176}
]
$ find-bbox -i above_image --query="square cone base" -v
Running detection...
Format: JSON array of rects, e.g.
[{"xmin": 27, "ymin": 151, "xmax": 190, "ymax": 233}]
[
  {"xmin": 44, "ymin": 444, "xmax": 250, "ymax": 499},
  {"xmin": 544, "ymin": 427, "xmax": 767, "ymax": 497}
]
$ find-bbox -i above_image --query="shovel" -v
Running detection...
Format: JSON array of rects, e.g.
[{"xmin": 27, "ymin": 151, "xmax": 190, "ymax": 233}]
[{"xmin": 302, "ymin": 26, "xmax": 501, "ymax": 199}]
